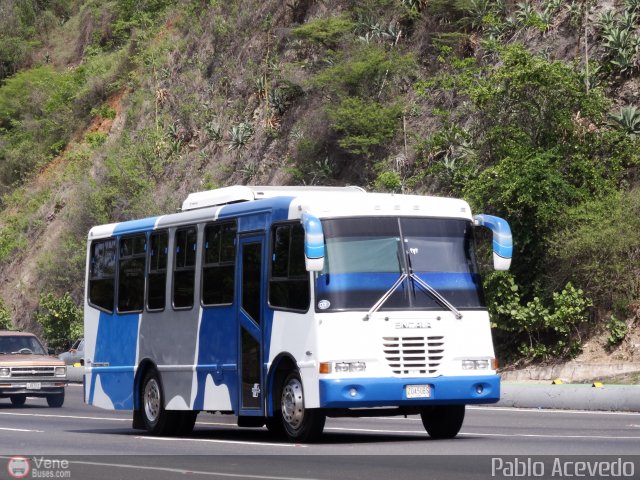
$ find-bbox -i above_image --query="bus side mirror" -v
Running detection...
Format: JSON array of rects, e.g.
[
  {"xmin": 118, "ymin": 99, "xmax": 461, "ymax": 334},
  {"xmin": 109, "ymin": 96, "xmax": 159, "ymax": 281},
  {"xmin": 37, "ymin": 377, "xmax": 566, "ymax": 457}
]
[
  {"xmin": 302, "ymin": 213, "xmax": 325, "ymax": 272},
  {"xmin": 473, "ymin": 214, "xmax": 512, "ymax": 271}
]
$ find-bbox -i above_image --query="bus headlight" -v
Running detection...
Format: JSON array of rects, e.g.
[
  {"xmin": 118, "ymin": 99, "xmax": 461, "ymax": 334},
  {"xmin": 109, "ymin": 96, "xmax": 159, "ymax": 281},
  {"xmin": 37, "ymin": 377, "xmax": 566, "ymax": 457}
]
[
  {"xmin": 462, "ymin": 359, "xmax": 490, "ymax": 370},
  {"xmin": 0, "ymin": 367, "xmax": 10, "ymax": 377}
]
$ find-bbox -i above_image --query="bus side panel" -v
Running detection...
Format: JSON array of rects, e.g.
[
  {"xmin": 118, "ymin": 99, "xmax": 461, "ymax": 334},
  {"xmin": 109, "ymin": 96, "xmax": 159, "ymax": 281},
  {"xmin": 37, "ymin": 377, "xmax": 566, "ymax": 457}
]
[
  {"xmin": 267, "ymin": 310, "xmax": 320, "ymax": 409},
  {"xmin": 87, "ymin": 311, "xmax": 140, "ymax": 410},
  {"xmin": 137, "ymin": 308, "xmax": 200, "ymax": 411},
  {"xmin": 192, "ymin": 305, "xmax": 238, "ymax": 412}
]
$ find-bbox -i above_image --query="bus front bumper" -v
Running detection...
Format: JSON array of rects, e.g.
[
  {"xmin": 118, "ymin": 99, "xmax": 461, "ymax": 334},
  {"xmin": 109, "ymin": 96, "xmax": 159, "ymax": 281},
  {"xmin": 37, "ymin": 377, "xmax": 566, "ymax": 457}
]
[{"xmin": 319, "ymin": 374, "xmax": 499, "ymax": 408}]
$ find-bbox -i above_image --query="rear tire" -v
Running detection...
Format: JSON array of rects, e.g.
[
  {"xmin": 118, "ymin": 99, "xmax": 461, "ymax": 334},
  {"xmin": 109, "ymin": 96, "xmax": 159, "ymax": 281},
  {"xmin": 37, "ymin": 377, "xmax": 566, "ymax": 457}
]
[
  {"xmin": 47, "ymin": 391, "xmax": 65, "ymax": 408},
  {"xmin": 420, "ymin": 405, "xmax": 465, "ymax": 439},
  {"xmin": 10, "ymin": 396, "xmax": 26, "ymax": 407},
  {"xmin": 141, "ymin": 369, "xmax": 176, "ymax": 436},
  {"xmin": 276, "ymin": 371, "xmax": 325, "ymax": 443}
]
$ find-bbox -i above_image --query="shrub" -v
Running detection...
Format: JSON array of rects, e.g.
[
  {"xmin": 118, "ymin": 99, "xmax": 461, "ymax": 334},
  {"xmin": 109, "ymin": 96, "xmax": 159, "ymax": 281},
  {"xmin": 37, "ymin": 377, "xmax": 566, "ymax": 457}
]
[
  {"xmin": 0, "ymin": 298, "xmax": 12, "ymax": 330},
  {"xmin": 606, "ymin": 315, "xmax": 628, "ymax": 348},
  {"xmin": 548, "ymin": 190, "xmax": 640, "ymax": 311},
  {"xmin": 313, "ymin": 44, "xmax": 416, "ymax": 99},
  {"xmin": 327, "ymin": 97, "xmax": 402, "ymax": 155},
  {"xmin": 486, "ymin": 273, "xmax": 592, "ymax": 362},
  {"xmin": 34, "ymin": 292, "xmax": 82, "ymax": 352},
  {"xmin": 292, "ymin": 15, "xmax": 356, "ymax": 47}
]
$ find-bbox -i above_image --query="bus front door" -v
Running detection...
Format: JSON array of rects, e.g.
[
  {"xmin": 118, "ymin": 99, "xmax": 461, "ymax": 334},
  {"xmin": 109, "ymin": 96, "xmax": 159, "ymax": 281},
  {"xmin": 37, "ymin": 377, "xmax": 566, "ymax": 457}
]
[{"xmin": 237, "ymin": 235, "xmax": 265, "ymax": 417}]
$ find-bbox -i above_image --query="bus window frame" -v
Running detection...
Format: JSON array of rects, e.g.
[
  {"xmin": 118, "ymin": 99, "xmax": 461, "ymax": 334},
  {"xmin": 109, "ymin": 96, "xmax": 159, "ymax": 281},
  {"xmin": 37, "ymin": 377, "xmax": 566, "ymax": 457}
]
[
  {"xmin": 267, "ymin": 220, "xmax": 311, "ymax": 314},
  {"xmin": 146, "ymin": 229, "xmax": 169, "ymax": 313},
  {"xmin": 88, "ymin": 238, "xmax": 117, "ymax": 314},
  {"xmin": 116, "ymin": 233, "xmax": 147, "ymax": 315},
  {"xmin": 200, "ymin": 220, "xmax": 237, "ymax": 308},
  {"xmin": 172, "ymin": 225, "xmax": 198, "ymax": 311}
]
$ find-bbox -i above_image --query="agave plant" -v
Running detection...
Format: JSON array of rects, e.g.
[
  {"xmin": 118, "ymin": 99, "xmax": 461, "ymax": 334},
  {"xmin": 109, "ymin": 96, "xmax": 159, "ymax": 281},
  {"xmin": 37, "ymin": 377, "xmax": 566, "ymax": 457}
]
[
  {"xmin": 515, "ymin": 0, "xmax": 537, "ymax": 25},
  {"xmin": 228, "ymin": 122, "xmax": 254, "ymax": 150},
  {"xmin": 625, "ymin": 0, "xmax": 640, "ymax": 13},
  {"xmin": 596, "ymin": 10, "xmax": 616, "ymax": 35},
  {"xmin": 619, "ymin": 9, "xmax": 638, "ymax": 31},
  {"xmin": 609, "ymin": 105, "xmax": 640, "ymax": 137},
  {"xmin": 459, "ymin": 0, "xmax": 495, "ymax": 31}
]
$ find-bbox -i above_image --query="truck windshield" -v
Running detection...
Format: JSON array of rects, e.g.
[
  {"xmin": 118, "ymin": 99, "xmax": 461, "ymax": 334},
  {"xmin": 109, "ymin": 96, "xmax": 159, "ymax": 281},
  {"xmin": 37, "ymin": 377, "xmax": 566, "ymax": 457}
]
[
  {"xmin": 315, "ymin": 217, "xmax": 485, "ymax": 312},
  {"xmin": 0, "ymin": 335, "xmax": 47, "ymax": 355}
]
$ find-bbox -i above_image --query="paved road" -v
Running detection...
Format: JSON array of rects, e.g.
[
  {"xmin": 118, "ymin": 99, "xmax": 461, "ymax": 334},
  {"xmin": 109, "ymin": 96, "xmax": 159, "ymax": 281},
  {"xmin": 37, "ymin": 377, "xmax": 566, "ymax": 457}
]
[{"xmin": 0, "ymin": 385, "xmax": 639, "ymax": 479}]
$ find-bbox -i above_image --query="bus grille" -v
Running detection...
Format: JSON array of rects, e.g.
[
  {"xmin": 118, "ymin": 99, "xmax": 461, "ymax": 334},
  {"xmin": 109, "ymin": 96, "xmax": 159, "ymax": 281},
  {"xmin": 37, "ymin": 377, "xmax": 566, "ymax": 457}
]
[
  {"xmin": 382, "ymin": 336, "xmax": 444, "ymax": 375},
  {"xmin": 10, "ymin": 367, "xmax": 56, "ymax": 378}
]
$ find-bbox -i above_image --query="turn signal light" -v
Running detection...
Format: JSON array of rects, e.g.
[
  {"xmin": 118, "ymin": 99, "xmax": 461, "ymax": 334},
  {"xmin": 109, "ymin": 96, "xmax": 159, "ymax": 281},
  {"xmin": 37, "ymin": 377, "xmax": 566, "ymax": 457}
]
[{"xmin": 319, "ymin": 362, "xmax": 332, "ymax": 374}]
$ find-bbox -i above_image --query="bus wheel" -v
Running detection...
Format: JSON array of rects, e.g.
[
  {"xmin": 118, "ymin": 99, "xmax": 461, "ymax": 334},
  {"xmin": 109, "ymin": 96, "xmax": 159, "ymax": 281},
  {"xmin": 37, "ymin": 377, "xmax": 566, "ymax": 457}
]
[
  {"xmin": 141, "ymin": 369, "xmax": 175, "ymax": 436},
  {"xmin": 420, "ymin": 405, "xmax": 465, "ymax": 439},
  {"xmin": 278, "ymin": 371, "xmax": 325, "ymax": 443}
]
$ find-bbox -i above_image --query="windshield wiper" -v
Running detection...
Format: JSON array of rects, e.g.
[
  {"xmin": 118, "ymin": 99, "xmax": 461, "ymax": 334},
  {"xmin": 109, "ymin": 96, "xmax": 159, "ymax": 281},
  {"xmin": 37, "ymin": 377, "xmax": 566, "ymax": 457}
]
[
  {"xmin": 410, "ymin": 273, "xmax": 462, "ymax": 319},
  {"xmin": 363, "ymin": 273, "xmax": 407, "ymax": 321}
]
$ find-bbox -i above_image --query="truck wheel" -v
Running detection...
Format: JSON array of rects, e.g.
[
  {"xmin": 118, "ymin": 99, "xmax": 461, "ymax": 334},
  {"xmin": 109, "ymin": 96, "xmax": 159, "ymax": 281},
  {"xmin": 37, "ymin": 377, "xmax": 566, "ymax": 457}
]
[
  {"xmin": 277, "ymin": 371, "xmax": 325, "ymax": 443},
  {"xmin": 420, "ymin": 405, "xmax": 465, "ymax": 439},
  {"xmin": 47, "ymin": 391, "xmax": 65, "ymax": 408},
  {"xmin": 10, "ymin": 396, "xmax": 26, "ymax": 407}
]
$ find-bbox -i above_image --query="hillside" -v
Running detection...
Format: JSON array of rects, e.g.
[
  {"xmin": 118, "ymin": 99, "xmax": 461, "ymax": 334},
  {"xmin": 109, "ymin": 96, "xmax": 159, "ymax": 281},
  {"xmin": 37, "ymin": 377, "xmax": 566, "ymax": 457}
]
[{"xmin": 1, "ymin": 0, "xmax": 640, "ymax": 365}]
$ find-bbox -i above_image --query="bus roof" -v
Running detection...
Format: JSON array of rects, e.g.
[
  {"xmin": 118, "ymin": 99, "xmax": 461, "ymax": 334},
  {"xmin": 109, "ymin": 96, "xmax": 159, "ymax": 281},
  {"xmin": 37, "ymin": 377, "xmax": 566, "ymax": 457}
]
[{"xmin": 88, "ymin": 186, "xmax": 473, "ymax": 239}]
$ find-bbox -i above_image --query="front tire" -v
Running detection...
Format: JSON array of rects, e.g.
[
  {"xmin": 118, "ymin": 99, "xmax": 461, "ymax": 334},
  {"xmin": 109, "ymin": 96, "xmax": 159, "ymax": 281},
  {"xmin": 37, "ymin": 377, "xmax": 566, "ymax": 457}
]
[
  {"xmin": 47, "ymin": 391, "xmax": 65, "ymax": 408},
  {"xmin": 420, "ymin": 405, "xmax": 465, "ymax": 439},
  {"xmin": 10, "ymin": 396, "xmax": 26, "ymax": 407},
  {"xmin": 276, "ymin": 371, "xmax": 325, "ymax": 443}
]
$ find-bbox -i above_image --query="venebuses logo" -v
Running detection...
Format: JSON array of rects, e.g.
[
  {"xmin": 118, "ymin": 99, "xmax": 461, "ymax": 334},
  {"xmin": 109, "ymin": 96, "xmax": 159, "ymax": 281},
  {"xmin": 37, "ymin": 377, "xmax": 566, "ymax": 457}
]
[{"xmin": 7, "ymin": 456, "xmax": 30, "ymax": 479}]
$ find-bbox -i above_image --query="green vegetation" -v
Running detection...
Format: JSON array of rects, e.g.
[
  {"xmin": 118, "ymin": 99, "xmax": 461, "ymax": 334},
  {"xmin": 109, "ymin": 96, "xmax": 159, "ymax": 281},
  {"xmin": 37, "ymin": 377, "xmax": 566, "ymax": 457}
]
[
  {"xmin": 34, "ymin": 292, "xmax": 82, "ymax": 351},
  {"xmin": 0, "ymin": 298, "xmax": 12, "ymax": 330},
  {"xmin": 2, "ymin": 0, "xmax": 640, "ymax": 364}
]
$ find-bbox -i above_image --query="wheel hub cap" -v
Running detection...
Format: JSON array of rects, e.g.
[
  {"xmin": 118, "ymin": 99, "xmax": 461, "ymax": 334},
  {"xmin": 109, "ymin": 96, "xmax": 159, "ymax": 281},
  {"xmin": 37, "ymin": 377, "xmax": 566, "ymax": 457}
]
[
  {"xmin": 281, "ymin": 378, "xmax": 304, "ymax": 429},
  {"xmin": 144, "ymin": 378, "xmax": 160, "ymax": 423}
]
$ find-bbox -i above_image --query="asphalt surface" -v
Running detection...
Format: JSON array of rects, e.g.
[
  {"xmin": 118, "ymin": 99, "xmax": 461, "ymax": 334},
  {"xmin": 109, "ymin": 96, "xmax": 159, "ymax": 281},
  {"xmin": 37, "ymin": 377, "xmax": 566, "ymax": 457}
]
[{"xmin": 0, "ymin": 385, "xmax": 639, "ymax": 479}]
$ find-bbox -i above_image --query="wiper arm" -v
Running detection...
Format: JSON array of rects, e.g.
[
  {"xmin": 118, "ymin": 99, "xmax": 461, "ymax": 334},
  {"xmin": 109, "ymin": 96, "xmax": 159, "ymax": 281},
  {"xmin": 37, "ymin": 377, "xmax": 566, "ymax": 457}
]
[
  {"xmin": 410, "ymin": 273, "xmax": 463, "ymax": 320},
  {"xmin": 363, "ymin": 273, "xmax": 407, "ymax": 321}
]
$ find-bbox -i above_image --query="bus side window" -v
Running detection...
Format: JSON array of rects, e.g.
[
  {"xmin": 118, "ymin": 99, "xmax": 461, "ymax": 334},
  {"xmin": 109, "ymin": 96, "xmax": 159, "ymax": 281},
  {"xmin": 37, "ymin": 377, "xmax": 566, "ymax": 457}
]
[
  {"xmin": 89, "ymin": 238, "xmax": 117, "ymax": 313},
  {"xmin": 202, "ymin": 222, "xmax": 236, "ymax": 305},
  {"xmin": 173, "ymin": 226, "xmax": 197, "ymax": 309},
  {"xmin": 269, "ymin": 223, "xmax": 310, "ymax": 311},
  {"xmin": 118, "ymin": 234, "xmax": 146, "ymax": 313},
  {"xmin": 147, "ymin": 231, "xmax": 168, "ymax": 311}
]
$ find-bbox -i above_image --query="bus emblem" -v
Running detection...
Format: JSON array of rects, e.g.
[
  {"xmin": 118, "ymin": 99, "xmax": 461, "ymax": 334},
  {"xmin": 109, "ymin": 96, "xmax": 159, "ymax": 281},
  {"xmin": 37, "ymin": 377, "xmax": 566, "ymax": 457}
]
[
  {"xmin": 318, "ymin": 300, "xmax": 330, "ymax": 310},
  {"xmin": 394, "ymin": 321, "xmax": 431, "ymax": 329}
]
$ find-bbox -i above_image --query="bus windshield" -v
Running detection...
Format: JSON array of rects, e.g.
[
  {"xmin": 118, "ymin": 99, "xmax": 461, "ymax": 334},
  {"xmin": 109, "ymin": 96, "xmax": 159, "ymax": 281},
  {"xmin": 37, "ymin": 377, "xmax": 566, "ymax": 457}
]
[{"xmin": 315, "ymin": 217, "xmax": 485, "ymax": 312}]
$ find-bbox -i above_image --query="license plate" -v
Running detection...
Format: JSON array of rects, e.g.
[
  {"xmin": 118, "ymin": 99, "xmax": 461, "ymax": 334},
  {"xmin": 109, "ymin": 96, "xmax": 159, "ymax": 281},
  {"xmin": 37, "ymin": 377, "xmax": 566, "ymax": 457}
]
[
  {"xmin": 26, "ymin": 382, "xmax": 41, "ymax": 390},
  {"xmin": 406, "ymin": 384, "xmax": 431, "ymax": 398}
]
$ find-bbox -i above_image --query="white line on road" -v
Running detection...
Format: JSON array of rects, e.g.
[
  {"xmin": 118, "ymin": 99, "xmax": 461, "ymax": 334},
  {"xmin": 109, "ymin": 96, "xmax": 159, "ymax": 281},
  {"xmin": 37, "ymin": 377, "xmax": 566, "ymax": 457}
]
[
  {"xmin": 460, "ymin": 432, "xmax": 640, "ymax": 440},
  {"xmin": 469, "ymin": 406, "xmax": 640, "ymax": 416},
  {"xmin": 0, "ymin": 458, "xmax": 323, "ymax": 480},
  {"xmin": 135, "ymin": 436, "xmax": 306, "ymax": 448},
  {"xmin": 324, "ymin": 426, "xmax": 640, "ymax": 440},
  {"xmin": 0, "ymin": 427, "xmax": 43, "ymax": 433},
  {"xmin": 0, "ymin": 412, "xmax": 129, "ymax": 422}
]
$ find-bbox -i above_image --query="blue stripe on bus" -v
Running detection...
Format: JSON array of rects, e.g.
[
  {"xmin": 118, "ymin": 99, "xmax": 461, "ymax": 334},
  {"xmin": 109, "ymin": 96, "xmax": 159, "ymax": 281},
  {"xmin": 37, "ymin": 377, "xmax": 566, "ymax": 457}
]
[
  {"xmin": 112, "ymin": 217, "xmax": 160, "ymax": 235},
  {"xmin": 89, "ymin": 311, "xmax": 140, "ymax": 409},
  {"xmin": 316, "ymin": 272, "xmax": 481, "ymax": 293}
]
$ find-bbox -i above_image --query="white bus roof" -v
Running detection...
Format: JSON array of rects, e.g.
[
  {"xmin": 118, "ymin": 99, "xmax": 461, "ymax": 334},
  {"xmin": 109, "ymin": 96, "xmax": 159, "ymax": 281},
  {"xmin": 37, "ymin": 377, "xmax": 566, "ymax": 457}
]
[{"xmin": 181, "ymin": 185, "xmax": 366, "ymax": 211}]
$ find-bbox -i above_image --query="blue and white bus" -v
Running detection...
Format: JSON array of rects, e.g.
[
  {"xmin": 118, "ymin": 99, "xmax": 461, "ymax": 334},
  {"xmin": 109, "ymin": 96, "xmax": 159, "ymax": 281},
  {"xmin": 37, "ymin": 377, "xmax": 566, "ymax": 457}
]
[{"xmin": 83, "ymin": 185, "xmax": 512, "ymax": 442}]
